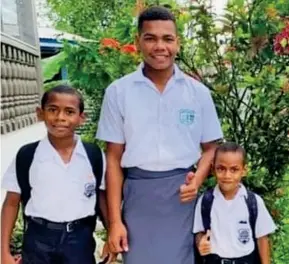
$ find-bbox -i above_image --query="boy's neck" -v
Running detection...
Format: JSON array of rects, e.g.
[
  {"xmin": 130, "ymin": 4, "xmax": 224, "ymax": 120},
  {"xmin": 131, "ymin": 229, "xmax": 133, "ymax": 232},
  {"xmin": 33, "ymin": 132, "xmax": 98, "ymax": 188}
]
[
  {"xmin": 47, "ymin": 133, "xmax": 76, "ymax": 151},
  {"xmin": 219, "ymin": 185, "xmax": 240, "ymax": 200},
  {"xmin": 143, "ymin": 63, "xmax": 174, "ymax": 92}
]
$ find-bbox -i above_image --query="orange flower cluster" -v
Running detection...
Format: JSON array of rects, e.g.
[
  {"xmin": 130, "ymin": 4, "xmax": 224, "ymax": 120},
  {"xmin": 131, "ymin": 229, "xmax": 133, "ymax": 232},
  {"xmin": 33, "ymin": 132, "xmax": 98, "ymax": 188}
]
[
  {"xmin": 100, "ymin": 38, "xmax": 137, "ymax": 54},
  {"xmin": 100, "ymin": 38, "xmax": 120, "ymax": 49},
  {"xmin": 121, "ymin": 44, "xmax": 138, "ymax": 54}
]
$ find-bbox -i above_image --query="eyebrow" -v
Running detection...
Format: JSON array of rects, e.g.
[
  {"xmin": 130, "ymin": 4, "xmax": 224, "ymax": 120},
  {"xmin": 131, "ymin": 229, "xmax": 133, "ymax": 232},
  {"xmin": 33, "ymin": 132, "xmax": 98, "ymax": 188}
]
[
  {"xmin": 143, "ymin": 33, "xmax": 176, "ymax": 38},
  {"xmin": 45, "ymin": 104, "xmax": 77, "ymax": 110}
]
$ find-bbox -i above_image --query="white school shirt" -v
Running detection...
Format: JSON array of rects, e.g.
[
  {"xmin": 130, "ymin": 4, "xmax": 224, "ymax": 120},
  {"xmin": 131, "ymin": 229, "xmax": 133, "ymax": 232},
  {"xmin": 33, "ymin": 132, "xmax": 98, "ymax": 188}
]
[
  {"xmin": 96, "ymin": 63, "xmax": 223, "ymax": 171},
  {"xmin": 193, "ymin": 184, "xmax": 277, "ymax": 258},
  {"xmin": 2, "ymin": 136, "xmax": 106, "ymax": 222}
]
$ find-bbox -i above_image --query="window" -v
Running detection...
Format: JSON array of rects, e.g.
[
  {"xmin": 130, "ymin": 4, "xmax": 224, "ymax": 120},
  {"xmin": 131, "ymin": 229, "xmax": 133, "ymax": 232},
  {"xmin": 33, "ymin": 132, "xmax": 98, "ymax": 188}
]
[{"xmin": 1, "ymin": 0, "xmax": 36, "ymax": 46}]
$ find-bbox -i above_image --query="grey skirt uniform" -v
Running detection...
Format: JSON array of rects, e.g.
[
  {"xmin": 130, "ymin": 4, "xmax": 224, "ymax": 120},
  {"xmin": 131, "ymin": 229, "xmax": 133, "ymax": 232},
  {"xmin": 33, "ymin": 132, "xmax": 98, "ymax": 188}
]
[{"xmin": 122, "ymin": 167, "xmax": 196, "ymax": 264}]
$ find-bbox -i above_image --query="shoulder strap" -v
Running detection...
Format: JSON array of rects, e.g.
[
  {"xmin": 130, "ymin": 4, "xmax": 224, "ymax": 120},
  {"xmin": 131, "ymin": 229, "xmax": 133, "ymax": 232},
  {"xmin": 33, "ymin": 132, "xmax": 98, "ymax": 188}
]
[
  {"xmin": 244, "ymin": 190, "xmax": 258, "ymax": 238},
  {"xmin": 15, "ymin": 141, "xmax": 39, "ymax": 214},
  {"xmin": 82, "ymin": 142, "xmax": 104, "ymax": 223},
  {"xmin": 201, "ymin": 188, "xmax": 214, "ymax": 231}
]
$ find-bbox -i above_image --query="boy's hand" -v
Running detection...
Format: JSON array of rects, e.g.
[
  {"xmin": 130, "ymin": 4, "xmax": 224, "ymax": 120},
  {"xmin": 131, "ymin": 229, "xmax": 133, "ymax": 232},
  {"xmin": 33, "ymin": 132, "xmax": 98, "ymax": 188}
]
[
  {"xmin": 180, "ymin": 172, "xmax": 198, "ymax": 202},
  {"xmin": 108, "ymin": 221, "xmax": 129, "ymax": 253},
  {"xmin": 197, "ymin": 230, "xmax": 211, "ymax": 256},
  {"xmin": 1, "ymin": 252, "xmax": 19, "ymax": 264},
  {"xmin": 100, "ymin": 242, "xmax": 117, "ymax": 263}
]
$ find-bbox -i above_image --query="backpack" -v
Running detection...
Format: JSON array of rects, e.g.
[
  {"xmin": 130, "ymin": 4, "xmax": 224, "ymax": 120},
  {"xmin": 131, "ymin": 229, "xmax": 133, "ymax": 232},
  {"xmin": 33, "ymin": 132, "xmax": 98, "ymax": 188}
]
[
  {"xmin": 195, "ymin": 187, "xmax": 261, "ymax": 264},
  {"xmin": 15, "ymin": 141, "xmax": 104, "ymax": 230}
]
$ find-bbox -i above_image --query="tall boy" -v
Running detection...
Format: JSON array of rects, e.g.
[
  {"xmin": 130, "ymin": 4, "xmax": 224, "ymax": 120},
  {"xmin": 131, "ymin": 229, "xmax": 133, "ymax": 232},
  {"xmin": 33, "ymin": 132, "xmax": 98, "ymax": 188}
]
[
  {"xmin": 194, "ymin": 142, "xmax": 276, "ymax": 264},
  {"xmin": 97, "ymin": 6, "xmax": 223, "ymax": 264},
  {"xmin": 1, "ymin": 85, "xmax": 112, "ymax": 264}
]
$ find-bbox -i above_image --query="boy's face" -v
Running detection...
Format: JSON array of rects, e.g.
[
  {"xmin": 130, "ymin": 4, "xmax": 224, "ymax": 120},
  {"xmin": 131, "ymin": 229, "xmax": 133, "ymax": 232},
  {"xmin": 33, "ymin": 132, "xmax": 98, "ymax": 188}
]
[
  {"xmin": 213, "ymin": 151, "xmax": 247, "ymax": 195},
  {"xmin": 136, "ymin": 20, "xmax": 180, "ymax": 71},
  {"xmin": 37, "ymin": 93, "xmax": 85, "ymax": 138}
]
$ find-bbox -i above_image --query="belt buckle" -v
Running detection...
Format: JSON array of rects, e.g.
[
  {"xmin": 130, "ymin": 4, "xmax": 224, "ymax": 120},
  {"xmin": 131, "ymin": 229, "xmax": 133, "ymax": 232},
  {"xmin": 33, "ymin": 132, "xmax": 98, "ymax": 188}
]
[
  {"xmin": 221, "ymin": 260, "xmax": 234, "ymax": 264},
  {"xmin": 66, "ymin": 222, "xmax": 74, "ymax": 232}
]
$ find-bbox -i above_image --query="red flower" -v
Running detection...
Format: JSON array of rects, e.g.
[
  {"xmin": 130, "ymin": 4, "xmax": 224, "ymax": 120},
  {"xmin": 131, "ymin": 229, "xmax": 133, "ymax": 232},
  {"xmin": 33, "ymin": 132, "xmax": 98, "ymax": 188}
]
[
  {"xmin": 274, "ymin": 25, "xmax": 289, "ymax": 55},
  {"xmin": 121, "ymin": 44, "xmax": 138, "ymax": 54},
  {"xmin": 100, "ymin": 38, "xmax": 120, "ymax": 49}
]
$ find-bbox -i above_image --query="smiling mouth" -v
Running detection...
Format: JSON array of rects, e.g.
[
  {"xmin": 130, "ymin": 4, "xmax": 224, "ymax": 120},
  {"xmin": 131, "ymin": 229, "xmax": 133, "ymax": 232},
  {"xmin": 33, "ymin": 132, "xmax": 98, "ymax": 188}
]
[
  {"xmin": 152, "ymin": 55, "xmax": 168, "ymax": 59},
  {"xmin": 52, "ymin": 125, "xmax": 68, "ymax": 129}
]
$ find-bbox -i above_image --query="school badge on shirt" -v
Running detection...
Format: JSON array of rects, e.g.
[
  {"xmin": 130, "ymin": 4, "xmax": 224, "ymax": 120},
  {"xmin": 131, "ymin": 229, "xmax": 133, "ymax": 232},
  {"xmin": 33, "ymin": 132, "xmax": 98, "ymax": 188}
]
[
  {"xmin": 179, "ymin": 109, "xmax": 195, "ymax": 125},
  {"xmin": 238, "ymin": 228, "xmax": 250, "ymax": 244},
  {"xmin": 84, "ymin": 175, "xmax": 96, "ymax": 198}
]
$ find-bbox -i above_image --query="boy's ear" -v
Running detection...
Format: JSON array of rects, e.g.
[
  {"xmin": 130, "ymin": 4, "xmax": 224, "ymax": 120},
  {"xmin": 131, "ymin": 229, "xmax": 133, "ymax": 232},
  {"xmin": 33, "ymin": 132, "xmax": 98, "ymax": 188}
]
[
  {"xmin": 176, "ymin": 36, "xmax": 181, "ymax": 53},
  {"xmin": 79, "ymin": 112, "xmax": 86, "ymax": 125},
  {"xmin": 36, "ymin": 107, "xmax": 43, "ymax": 121},
  {"xmin": 210, "ymin": 162, "xmax": 215, "ymax": 175},
  {"xmin": 242, "ymin": 165, "xmax": 248, "ymax": 178},
  {"xmin": 135, "ymin": 34, "xmax": 140, "ymax": 51}
]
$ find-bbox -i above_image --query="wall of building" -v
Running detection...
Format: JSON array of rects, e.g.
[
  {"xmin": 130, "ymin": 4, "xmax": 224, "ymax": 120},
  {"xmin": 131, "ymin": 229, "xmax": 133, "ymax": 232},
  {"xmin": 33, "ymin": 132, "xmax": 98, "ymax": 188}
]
[
  {"xmin": 1, "ymin": 0, "xmax": 44, "ymax": 202},
  {"xmin": 1, "ymin": 0, "xmax": 42, "ymax": 135}
]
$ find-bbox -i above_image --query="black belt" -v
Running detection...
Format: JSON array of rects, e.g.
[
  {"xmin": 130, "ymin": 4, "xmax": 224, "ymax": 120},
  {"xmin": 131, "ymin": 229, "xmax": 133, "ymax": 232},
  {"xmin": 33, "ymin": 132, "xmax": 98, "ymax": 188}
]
[
  {"xmin": 205, "ymin": 253, "xmax": 254, "ymax": 264},
  {"xmin": 27, "ymin": 216, "xmax": 94, "ymax": 233}
]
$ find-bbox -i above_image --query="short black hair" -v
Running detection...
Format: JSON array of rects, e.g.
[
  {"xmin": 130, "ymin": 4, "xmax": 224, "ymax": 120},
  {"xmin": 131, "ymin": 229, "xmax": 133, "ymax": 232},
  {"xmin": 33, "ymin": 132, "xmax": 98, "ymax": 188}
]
[
  {"xmin": 41, "ymin": 85, "xmax": 84, "ymax": 113},
  {"xmin": 214, "ymin": 142, "xmax": 247, "ymax": 165},
  {"xmin": 137, "ymin": 6, "xmax": 177, "ymax": 33}
]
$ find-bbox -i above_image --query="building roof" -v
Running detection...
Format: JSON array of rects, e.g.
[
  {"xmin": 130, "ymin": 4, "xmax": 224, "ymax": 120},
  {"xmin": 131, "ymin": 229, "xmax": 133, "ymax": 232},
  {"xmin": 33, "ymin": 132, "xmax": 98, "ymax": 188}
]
[{"xmin": 38, "ymin": 27, "xmax": 92, "ymax": 42}]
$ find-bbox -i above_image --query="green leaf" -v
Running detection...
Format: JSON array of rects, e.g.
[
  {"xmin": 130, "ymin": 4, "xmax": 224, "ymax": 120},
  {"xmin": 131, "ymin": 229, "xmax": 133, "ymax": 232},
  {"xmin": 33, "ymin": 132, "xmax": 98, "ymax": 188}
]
[
  {"xmin": 243, "ymin": 75, "xmax": 255, "ymax": 84},
  {"xmin": 234, "ymin": 0, "xmax": 244, "ymax": 8},
  {"xmin": 41, "ymin": 52, "xmax": 67, "ymax": 82}
]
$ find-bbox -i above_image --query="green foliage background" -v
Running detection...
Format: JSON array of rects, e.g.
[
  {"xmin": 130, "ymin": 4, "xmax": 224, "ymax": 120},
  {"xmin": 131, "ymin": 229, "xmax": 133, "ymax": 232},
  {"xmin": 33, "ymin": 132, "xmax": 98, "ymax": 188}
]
[{"xmin": 35, "ymin": 0, "xmax": 289, "ymax": 263}]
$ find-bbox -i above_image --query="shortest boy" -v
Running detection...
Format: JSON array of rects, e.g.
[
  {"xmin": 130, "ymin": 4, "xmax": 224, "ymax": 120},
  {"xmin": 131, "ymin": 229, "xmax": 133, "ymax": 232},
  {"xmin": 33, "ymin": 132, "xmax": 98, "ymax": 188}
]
[
  {"xmin": 1, "ymin": 85, "xmax": 115, "ymax": 264},
  {"xmin": 194, "ymin": 142, "xmax": 276, "ymax": 264}
]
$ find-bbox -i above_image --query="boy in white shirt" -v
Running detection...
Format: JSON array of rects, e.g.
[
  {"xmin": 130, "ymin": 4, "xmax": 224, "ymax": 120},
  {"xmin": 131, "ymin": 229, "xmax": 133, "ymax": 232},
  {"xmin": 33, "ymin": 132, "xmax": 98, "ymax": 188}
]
[
  {"xmin": 194, "ymin": 142, "xmax": 276, "ymax": 264},
  {"xmin": 1, "ymin": 85, "xmax": 115, "ymax": 264}
]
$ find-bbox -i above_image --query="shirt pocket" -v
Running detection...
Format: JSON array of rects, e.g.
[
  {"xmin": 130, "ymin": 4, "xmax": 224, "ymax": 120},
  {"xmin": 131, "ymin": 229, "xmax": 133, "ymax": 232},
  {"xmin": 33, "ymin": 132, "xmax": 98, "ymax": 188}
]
[
  {"xmin": 172, "ymin": 104, "xmax": 202, "ymax": 141},
  {"xmin": 236, "ymin": 220, "xmax": 253, "ymax": 246}
]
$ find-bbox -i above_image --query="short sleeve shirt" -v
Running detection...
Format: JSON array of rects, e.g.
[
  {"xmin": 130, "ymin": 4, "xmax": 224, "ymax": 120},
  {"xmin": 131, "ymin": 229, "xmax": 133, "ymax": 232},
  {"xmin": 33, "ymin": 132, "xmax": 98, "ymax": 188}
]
[
  {"xmin": 96, "ymin": 63, "xmax": 223, "ymax": 171},
  {"xmin": 2, "ymin": 136, "xmax": 106, "ymax": 222},
  {"xmin": 193, "ymin": 184, "xmax": 277, "ymax": 258}
]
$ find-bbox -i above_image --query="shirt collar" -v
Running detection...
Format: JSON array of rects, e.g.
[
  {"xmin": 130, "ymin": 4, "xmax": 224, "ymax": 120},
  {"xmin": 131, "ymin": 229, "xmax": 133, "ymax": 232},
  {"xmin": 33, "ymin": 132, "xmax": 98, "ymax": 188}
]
[
  {"xmin": 133, "ymin": 62, "xmax": 186, "ymax": 83},
  {"xmin": 213, "ymin": 183, "xmax": 247, "ymax": 199},
  {"xmin": 36, "ymin": 134, "xmax": 87, "ymax": 161}
]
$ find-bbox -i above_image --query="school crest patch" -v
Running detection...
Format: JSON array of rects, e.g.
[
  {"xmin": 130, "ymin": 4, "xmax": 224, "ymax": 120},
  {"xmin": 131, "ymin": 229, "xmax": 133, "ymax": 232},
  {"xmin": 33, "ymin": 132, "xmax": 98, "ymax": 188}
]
[
  {"xmin": 84, "ymin": 182, "xmax": 96, "ymax": 198},
  {"xmin": 238, "ymin": 228, "xmax": 250, "ymax": 244},
  {"xmin": 179, "ymin": 109, "xmax": 195, "ymax": 125}
]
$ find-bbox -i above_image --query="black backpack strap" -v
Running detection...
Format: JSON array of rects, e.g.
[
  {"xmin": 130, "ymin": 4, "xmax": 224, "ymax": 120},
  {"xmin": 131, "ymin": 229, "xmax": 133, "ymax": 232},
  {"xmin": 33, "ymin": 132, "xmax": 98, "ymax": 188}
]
[
  {"xmin": 201, "ymin": 188, "xmax": 214, "ymax": 231},
  {"xmin": 15, "ymin": 141, "xmax": 40, "ymax": 216},
  {"xmin": 245, "ymin": 189, "xmax": 261, "ymax": 263},
  {"xmin": 244, "ymin": 190, "xmax": 258, "ymax": 238},
  {"xmin": 82, "ymin": 142, "xmax": 104, "ymax": 227}
]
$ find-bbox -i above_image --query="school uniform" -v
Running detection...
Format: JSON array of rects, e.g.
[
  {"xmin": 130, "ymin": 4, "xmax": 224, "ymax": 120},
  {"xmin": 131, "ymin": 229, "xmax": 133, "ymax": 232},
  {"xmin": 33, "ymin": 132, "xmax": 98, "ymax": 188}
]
[
  {"xmin": 2, "ymin": 135, "xmax": 105, "ymax": 264},
  {"xmin": 96, "ymin": 63, "xmax": 223, "ymax": 264},
  {"xmin": 193, "ymin": 184, "xmax": 276, "ymax": 263}
]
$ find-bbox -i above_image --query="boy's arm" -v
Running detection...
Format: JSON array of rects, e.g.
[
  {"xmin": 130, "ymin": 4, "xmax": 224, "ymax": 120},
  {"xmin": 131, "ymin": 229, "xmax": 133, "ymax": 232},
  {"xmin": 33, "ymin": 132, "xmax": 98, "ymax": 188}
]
[
  {"xmin": 98, "ymin": 190, "xmax": 109, "ymax": 229},
  {"xmin": 254, "ymin": 195, "xmax": 276, "ymax": 264},
  {"xmin": 257, "ymin": 236, "xmax": 270, "ymax": 264},
  {"xmin": 1, "ymin": 192, "xmax": 21, "ymax": 255}
]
